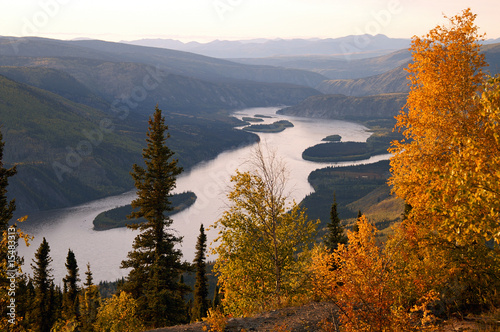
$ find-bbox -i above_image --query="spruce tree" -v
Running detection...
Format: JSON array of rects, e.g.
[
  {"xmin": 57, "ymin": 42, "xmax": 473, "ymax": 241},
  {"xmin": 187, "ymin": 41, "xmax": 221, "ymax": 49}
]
[
  {"xmin": 31, "ymin": 237, "xmax": 55, "ymax": 332},
  {"xmin": 324, "ymin": 193, "xmax": 347, "ymax": 253},
  {"xmin": 352, "ymin": 210, "xmax": 362, "ymax": 232},
  {"xmin": 81, "ymin": 263, "xmax": 100, "ymax": 332},
  {"xmin": 121, "ymin": 106, "xmax": 186, "ymax": 328},
  {"xmin": 0, "ymin": 129, "xmax": 16, "ymax": 230},
  {"xmin": 84, "ymin": 262, "xmax": 93, "ymax": 287},
  {"xmin": 191, "ymin": 224, "xmax": 209, "ymax": 321},
  {"xmin": 63, "ymin": 249, "xmax": 80, "ymax": 320},
  {"xmin": 212, "ymin": 284, "xmax": 221, "ymax": 309}
]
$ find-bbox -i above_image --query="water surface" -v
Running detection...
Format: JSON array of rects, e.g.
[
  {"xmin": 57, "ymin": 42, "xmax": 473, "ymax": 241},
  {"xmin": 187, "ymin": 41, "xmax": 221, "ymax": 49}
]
[{"xmin": 18, "ymin": 107, "xmax": 390, "ymax": 283}]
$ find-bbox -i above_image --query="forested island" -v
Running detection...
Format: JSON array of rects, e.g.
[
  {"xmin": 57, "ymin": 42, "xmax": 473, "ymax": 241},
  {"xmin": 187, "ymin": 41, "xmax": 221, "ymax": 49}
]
[
  {"xmin": 93, "ymin": 192, "xmax": 197, "ymax": 230},
  {"xmin": 243, "ymin": 120, "xmax": 294, "ymax": 133},
  {"xmin": 302, "ymin": 129, "xmax": 401, "ymax": 162}
]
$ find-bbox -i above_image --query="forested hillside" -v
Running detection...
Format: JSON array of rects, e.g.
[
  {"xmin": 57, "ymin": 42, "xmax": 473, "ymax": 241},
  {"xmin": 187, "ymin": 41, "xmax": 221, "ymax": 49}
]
[
  {"xmin": 0, "ymin": 73, "xmax": 258, "ymax": 213},
  {"xmin": 0, "ymin": 37, "xmax": 326, "ymax": 213},
  {"xmin": 278, "ymin": 92, "xmax": 407, "ymax": 120},
  {"xmin": 0, "ymin": 37, "xmax": 327, "ymax": 88},
  {"xmin": 316, "ymin": 42, "xmax": 500, "ymax": 96},
  {"xmin": 231, "ymin": 48, "xmax": 412, "ymax": 80}
]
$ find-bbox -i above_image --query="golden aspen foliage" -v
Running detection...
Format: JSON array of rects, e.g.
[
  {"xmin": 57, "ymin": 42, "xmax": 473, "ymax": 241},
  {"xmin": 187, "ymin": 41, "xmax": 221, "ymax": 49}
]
[
  {"xmin": 388, "ymin": 8, "xmax": 500, "ymax": 314},
  {"xmin": 310, "ymin": 216, "xmax": 440, "ymax": 331},
  {"xmin": 93, "ymin": 291, "xmax": 144, "ymax": 332},
  {"xmin": 389, "ymin": 8, "xmax": 500, "ymax": 245},
  {"xmin": 211, "ymin": 146, "xmax": 317, "ymax": 317},
  {"xmin": 331, "ymin": 216, "xmax": 418, "ymax": 332}
]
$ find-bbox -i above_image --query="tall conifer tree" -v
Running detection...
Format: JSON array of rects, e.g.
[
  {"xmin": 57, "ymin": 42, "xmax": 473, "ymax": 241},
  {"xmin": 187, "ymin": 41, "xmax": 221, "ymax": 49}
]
[
  {"xmin": 31, "ymin": 237, "xmax": 55, "ymax": 332},
  {"xmin": 324, "ymin": 193, "xmax": 347, "ymax": 253},
  {"xmin": 191, "ymin": 224, "xmax": 209, "ymax": 321},
  {"xmin": 63, "ymin": 249, "xmax": 80, "ymax": 320},
  {"xmin": 121, "ymin": 106, "xmax": 186, "ymax": 328},
  {"xmin": 81, "ymin": 263, "xmax": 100, "ymax": 332}
]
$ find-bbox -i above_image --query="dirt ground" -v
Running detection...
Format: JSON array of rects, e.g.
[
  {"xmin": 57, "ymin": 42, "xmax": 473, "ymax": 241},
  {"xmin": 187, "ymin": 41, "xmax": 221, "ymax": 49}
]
[
  {"xmin": 147, "ymin": 302, "xmax": 500, "ymax": 332},
  {"xmin": 148, "ymin": 301, "xmax": 338, "ymax": 332}
]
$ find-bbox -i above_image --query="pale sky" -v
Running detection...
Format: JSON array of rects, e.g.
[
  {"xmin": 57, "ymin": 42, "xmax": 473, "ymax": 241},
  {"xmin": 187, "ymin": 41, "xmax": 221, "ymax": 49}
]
[{"xmin": 2, "ymin": 0, "xmax": 500, "ymax": 42}]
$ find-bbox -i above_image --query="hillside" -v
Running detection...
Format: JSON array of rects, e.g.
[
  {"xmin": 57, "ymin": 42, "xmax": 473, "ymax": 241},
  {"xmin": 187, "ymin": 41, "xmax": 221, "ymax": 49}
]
[
  {"xmin": 231, "ymin": 48, "xmax": 412, "ymax": 80},
  {"xmin": 316, "ymin": 65, "xmax": 409, "ymax": 96},
  {"xmin": 0, "ymin": 74, "xmax": 258, "ymax": 213},
  {"xmin": 0, "ymin": 58, "xmax": 320, "ymax": 114},
  {"xmin": 316, "ymin": 42, "xmax": 500, "ymax": 96},
  {"xmin": 0, "ymin": 66, "xmax": 109, "ymax": 110},
  {"xmin": 277, "ymin": 93, "xmax": 407, "ymax": 120},
  {"xmin": 0, "ymin": 74, "xmax": 142, "ymax": 212},
  {"xmin": 0, "ymin": 37, "xmax": 327, "ymax": 88}
]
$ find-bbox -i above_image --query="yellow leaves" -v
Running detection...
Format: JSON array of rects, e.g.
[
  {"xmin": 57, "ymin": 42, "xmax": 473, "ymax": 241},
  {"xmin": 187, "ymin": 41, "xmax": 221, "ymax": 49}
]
[
  {"xmin": 310, "ymin": 215, "xmax": 448, "ymax": 331},
  {"xmin": 212, "ymin": 148, "xmax": 318, "ymax": 317},
  {"xmin": 389, "ymin": 8, "xmax": 500, "ymax": 244},
  {"xmin": 94, "ymin": 291, "xmax": 144, "ymax": 332},
  {"xmin": 309, "ymin": 246, "xmax": 338, "ymax": 301},
  {"xmin": 202, "ymin": 308, "xmax": 228, "ymax": 332}
]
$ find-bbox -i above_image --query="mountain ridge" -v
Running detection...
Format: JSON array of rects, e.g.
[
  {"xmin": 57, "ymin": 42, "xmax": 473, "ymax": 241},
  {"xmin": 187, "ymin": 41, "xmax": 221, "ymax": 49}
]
[
  {"xmin": 0, "ymin": 37, "xmax": 327, "ymax": 88},
  {"xmin": 123, "ymin": 34, "xmax": 412, "ymax": 58}
]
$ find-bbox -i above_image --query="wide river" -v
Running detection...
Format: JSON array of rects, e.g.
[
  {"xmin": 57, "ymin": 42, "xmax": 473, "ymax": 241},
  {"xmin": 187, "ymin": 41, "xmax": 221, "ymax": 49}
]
[{"xmin": 18, "ymin": 107, "xmax": 390, "ymax": 283}]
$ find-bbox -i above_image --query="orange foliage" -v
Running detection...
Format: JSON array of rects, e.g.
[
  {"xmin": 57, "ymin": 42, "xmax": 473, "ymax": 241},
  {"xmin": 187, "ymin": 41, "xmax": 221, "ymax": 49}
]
[
  {"xmin": 389, "ymin": 8, "xmax": 500, "ymax": 245},
  {"xmin": 310, "ymin": 216, "xmax": 442, "ymax": 331}
]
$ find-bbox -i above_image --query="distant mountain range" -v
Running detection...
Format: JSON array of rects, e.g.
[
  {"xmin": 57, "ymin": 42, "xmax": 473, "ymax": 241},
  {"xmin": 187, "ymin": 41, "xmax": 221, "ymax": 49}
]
[{"xmin": 123, "ymin": 34, "xmax": 412, "ymax": 59}]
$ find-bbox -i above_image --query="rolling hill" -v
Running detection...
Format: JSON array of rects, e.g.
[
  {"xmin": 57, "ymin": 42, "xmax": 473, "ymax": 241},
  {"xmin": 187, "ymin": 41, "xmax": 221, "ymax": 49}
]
[
  {"xmin": 0, "ymin": 37, "xmax": 327, "ymax": 88},
  {"xmin": 0, "ymin": 73, "xmax": 258, "ymax": 213},
  {"xmin": 316, "ymin": 43, "xmax": 500, "ymax": 96},
  {"xmin": 0, "ymin": 61, "xmax": 320, "ymax": 113},
  {"xmin": 231, "ymin": 49, "xmax": 412, "ymax": 80},
  {"xmin": 278, "ymin": 93, "xmax": 407, "ymax": 120}
]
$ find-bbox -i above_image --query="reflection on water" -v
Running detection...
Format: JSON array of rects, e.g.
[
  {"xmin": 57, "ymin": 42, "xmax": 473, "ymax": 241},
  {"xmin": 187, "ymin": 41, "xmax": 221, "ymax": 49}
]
[{"xmin": 18, "ymin": 107, "xmax": 390, "ymax": 283}]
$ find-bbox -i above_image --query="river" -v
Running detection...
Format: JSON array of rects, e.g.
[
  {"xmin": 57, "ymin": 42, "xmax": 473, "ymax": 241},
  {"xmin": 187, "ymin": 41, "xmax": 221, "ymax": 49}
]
[{"xmin": 17, "ymin": 107, "xmax": 391, "ymax": 283}]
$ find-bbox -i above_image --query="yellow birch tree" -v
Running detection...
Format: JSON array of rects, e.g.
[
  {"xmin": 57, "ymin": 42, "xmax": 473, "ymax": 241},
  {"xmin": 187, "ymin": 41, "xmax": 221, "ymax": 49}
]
[{"xmin": 212, "ymin": 146, "xmax": 317, "ymax": 317}]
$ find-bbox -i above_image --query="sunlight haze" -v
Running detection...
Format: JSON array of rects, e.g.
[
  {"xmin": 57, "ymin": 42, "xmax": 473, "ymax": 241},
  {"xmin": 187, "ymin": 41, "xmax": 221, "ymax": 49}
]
[{"xmin": 2, "ymin": 0, "xmax": 500, "ymax": 42}]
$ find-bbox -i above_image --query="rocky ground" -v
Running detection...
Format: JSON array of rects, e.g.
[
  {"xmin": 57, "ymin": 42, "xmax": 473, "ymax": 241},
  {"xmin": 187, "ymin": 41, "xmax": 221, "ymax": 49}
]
[
  {"xmin": 148, "ymin": 301, "xmax": 338, "ymax": 332},
  {"xmin": 147, "ymin": 301, "xmax": 500, "ymax": 332}
]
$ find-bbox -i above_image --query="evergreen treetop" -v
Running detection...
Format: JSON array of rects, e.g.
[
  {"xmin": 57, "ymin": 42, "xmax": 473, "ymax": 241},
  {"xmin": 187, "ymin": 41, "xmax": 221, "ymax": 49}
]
[
  {"xmin": 324, "ymin": 193, "xmax": 347, "ymax": 253},
  {"xmin": 191, "ymin": 223, "xmax": 209, "ymax": 321},
  {"xmin": 31, "ymin": 237, "xmax": 55, "ymax": 332},
  {"xmin": 121, "ymin": 106, "xmax": 187, "ymax": 328}
]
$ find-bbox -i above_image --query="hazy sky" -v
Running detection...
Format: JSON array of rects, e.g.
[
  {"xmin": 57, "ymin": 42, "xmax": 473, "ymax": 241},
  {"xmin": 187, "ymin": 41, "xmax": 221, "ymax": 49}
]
[{"xmin": 2, "ymin": 1, "xmax": 500, "ymax": 42}]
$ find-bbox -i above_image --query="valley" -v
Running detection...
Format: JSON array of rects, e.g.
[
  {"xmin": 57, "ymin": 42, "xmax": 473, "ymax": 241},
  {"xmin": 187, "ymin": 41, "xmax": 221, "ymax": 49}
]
[{"xmin": 4, "ymin": 35, "xmax": 500, "ymax": 283}]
